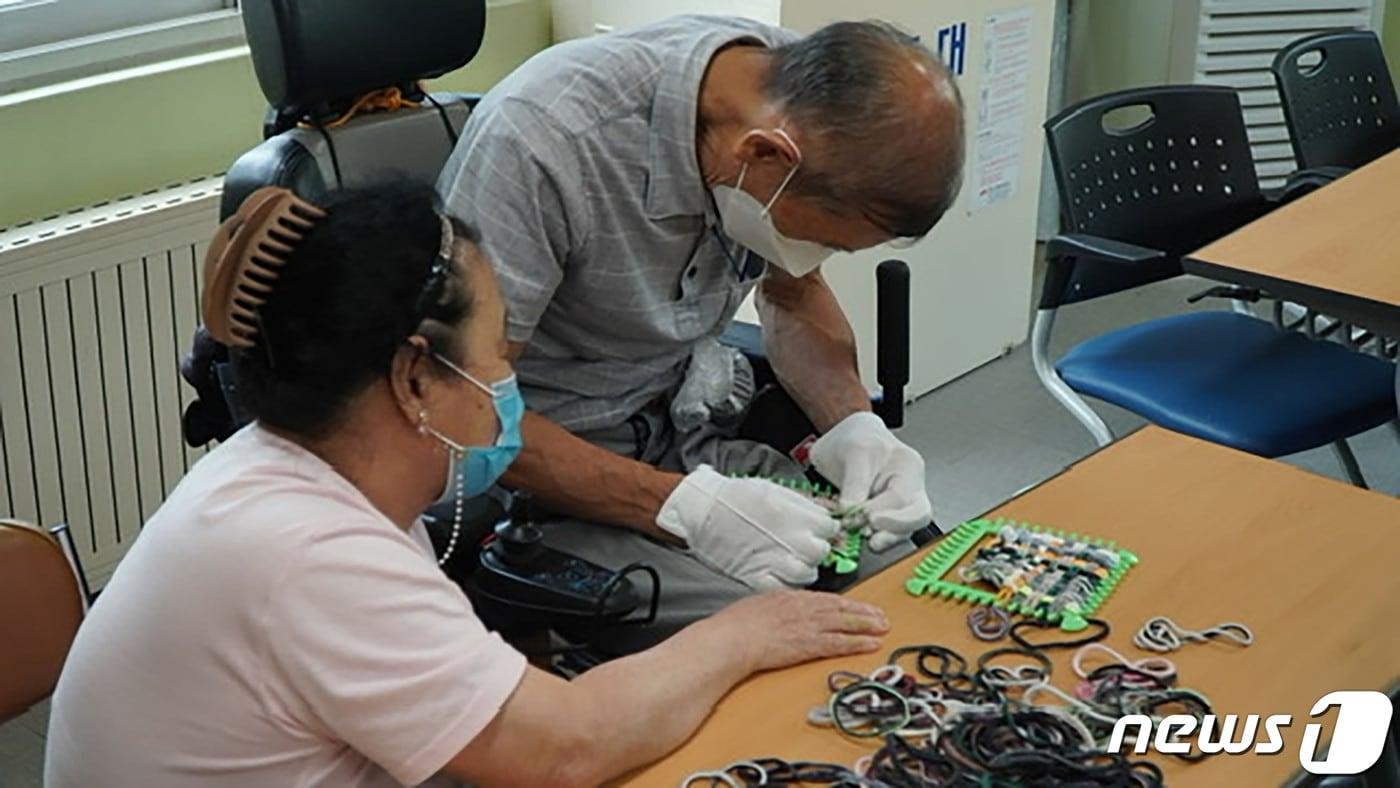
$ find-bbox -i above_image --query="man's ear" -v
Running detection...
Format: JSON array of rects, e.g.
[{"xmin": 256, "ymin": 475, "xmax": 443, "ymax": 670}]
[
  {"xmin": 736, "ymin": 128, "xmax": 801, "ymax": 169},
  {"xmin": 389, "ymin": 336, "xmax": 434, "ymax": 428}
]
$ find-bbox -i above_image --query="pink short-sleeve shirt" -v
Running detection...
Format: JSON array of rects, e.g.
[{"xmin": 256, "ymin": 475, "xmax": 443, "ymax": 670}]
[{"xmin": 46, "ymin": 425, "xmax": 526, "ymax": 787}]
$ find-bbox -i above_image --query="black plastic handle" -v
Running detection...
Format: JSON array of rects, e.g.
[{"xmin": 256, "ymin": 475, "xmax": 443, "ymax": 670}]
[{"xmin": 875, "ymin": 259, "xmax": 910, "ymax": 429}]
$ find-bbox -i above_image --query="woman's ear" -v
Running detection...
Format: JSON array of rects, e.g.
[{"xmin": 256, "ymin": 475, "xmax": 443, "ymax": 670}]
[{"xmin": 389, "ymin": 336, "xmax": 434, "ymax": 429}]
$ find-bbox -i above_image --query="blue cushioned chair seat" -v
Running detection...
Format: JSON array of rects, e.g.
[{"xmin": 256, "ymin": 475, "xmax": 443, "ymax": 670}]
[{"xmin": 1056, "ymin": 312, "xmax": 1397, "ymax": 457}]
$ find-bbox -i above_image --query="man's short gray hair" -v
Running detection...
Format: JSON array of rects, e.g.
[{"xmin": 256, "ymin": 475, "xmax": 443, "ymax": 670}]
[{"xmin": 764, "ymin": 20, "xmax": 966, "ymax": 238}]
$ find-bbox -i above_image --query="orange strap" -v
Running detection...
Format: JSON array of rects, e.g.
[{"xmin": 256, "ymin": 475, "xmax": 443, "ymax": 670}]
[{"xmin": 299, "ymin": 84, "xmax": 424, "ymax": 130}]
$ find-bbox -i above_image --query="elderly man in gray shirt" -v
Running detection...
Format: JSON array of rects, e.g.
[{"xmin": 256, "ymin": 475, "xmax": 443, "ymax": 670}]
[{"xmin": 438, "ymin": 15, "xmax": 964, "ymax": 651}]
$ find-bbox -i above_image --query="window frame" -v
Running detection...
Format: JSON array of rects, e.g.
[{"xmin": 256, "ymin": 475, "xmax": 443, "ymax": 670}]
[{"xmin": 0, "ymin": 0, "xmax": 244, "ymax": 95}]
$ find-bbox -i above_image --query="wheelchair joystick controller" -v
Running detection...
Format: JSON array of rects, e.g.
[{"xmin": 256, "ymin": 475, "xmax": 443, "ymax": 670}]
[
  {"xmin": 491, "ymin": 494, "xmax": 545, "ymax": 567},
  {"xmin": 473, "ymin": 493, "xmax": 657, "ymax": 629}
]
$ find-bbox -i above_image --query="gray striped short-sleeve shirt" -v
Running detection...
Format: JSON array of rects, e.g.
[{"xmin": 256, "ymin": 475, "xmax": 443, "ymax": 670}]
[{"xmin": 437, "ymin": 15, "xmax": 798, "ymax": 433}]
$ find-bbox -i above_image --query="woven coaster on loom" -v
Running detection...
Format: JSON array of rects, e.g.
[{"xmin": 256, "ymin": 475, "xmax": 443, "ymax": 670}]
[{"xmin": 906, "ymin": 518, "xmax": 1139, "ymax": 631}]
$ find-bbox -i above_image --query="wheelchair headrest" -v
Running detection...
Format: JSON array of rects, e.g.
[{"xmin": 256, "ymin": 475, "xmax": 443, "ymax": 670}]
[{"xmin": 240, "ymin": 0, "xmax": 486, "ymax": 115}]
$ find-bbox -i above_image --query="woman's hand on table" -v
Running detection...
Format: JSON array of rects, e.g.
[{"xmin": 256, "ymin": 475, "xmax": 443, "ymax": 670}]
[{"xmin": 713, "ymin": 590, "xmax": 890, "ymax": 673}]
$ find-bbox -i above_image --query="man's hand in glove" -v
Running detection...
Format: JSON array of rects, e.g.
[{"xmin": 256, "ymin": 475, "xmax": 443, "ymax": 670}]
[
  {"xmin": 656, "ymin": 466, "xmax": 839, "ymax": 589},
  {"xmin": 809, "ymin": 412, "xmax": 931, "ymax": 552}
]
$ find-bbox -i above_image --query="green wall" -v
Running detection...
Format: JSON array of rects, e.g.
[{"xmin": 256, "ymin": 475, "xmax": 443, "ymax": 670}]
[
  {"xmin": 1066, "ymin": 0, "xmax": 1400, "ymax": 102},
  {"xmin": 1065, "ymin": 0, "xmax": 1177, "ymax": 103},
  {"xmin": 7, "ymin": 0, "xmax": 1398, "ymax": 230},
  {"xmin": 0, "ymin": 0, "xmax": 551, "ymax": 229}
]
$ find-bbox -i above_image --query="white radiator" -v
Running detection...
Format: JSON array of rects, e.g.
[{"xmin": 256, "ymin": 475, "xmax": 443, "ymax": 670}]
[{"xmin": 0, "ymin": 178, "xmax": 221, "ymax": 587}]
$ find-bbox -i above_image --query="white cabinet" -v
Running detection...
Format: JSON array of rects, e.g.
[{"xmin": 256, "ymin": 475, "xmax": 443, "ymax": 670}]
[{"xmin": 551, "ymin": 0, "xmax": 1058, "ymax": 400}]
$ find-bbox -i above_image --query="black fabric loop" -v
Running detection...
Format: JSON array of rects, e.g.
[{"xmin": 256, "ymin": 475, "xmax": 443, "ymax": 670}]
[
  {"xmin": 1009, "ymin": 617, "xmax": 1111, "ymax": 650},
  {"xmin": 974, "ymin": 645, "xmax": 1054, "ymax": 684}
]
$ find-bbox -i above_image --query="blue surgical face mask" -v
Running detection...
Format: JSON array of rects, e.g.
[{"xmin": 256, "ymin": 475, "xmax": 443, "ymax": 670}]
[{"xmin": 422, "ymin": 353, "xmax": 524, "ymax": 500}]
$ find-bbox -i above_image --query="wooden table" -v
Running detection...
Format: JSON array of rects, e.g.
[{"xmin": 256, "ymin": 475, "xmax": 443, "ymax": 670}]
[
  {"xmin": 1185, "ymin": 148, "xmax": 1400, "ymax": 340},
  {"xmin": 619, "ymin": 428, "xmax": 1400, "ymax": 786}
]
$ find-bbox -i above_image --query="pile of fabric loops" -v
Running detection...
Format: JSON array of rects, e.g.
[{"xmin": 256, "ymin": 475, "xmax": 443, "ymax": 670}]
[{"xmin": 684, "ymin": 614, "xmax": 1255, "ymax": 787}]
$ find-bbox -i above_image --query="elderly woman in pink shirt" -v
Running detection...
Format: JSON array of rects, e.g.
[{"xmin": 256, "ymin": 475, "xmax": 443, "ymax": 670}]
[{"xmin": 45, "ymin": 184, "xmax": 887, "ymax": 788}]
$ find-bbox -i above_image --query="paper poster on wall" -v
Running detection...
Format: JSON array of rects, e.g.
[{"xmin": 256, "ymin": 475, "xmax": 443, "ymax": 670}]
[{"xmin": 971, "ymin": 6, "xmax": 1033, "ymax": 212}]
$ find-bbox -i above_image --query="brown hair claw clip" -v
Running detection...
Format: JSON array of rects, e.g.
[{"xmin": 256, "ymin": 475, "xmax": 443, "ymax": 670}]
[{"xmin": 201, "ymin": 186, "xmax": 326, "ymax": 348}]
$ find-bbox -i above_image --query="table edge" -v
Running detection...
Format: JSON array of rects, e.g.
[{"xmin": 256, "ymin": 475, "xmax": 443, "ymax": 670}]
[{"xmin": 1183, "ymin": 254, "xmax": 1400, "ymax": 339}]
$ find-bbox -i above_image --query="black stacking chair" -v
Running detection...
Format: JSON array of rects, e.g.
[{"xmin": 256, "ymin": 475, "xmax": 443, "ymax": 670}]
[
  {"xmin": 1267, "ymin": 30, "xmax": 1400, "ymax": 349},
  {"xmin": 1036, "ymin": 85, "xmax": 1396, "ymax": 486},
  {"xmin": 1273, "ymin": 30, "xmax": 1400, "ymax": 178}
]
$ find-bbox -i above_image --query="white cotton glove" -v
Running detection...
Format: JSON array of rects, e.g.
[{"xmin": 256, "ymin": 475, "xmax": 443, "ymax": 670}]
[
  {"xmin": 655, "ymin": 465, "xmax": 840, "ymax": 590},
  {"xmin": 809, "ymin": 411, "xmax": 932, "ymax": 553}
]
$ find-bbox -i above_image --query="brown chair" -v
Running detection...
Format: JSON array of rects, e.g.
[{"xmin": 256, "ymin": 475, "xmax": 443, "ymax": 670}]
[{"xmin": 0, "ymin": 519, "xmax": 86, "ymax": 723}]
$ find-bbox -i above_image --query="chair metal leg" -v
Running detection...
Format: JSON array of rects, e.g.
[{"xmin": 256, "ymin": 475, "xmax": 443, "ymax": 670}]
[
  {"xmin": 1031, "ymin": 309, "xmax": 1113, "ymax": 448},
  {"xmin": 49, "ymin": 522, "xmax": 94, "ymax": 612},
  {"xmin": 1331, "ymin": 439, "xmax": 1369, "ymax": 489}
]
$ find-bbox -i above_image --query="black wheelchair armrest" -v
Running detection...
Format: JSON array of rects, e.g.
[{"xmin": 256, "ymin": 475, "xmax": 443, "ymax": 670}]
[
  {"xmin": 180, "ymin": 327, "xmax": 246, "ymax": 447},
  {"xmin": 1045, "ymin": 233, "xmax": 1168, "ymax": 266}
]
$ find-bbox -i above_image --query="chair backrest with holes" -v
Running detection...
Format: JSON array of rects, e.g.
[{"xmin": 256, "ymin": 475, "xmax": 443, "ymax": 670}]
[
  {"xmin": 220, "ymin": 0, "xmax": 487, "ymax": 219},
  {"xmin": 0, "ymin": 520, "xmax": 84, "ymax": 723},
  {"xmin": 1044, "ymin": 85, "xmax": 1269, "ymax": 305},
  {"xmin": 1272, "ymin": 30, "xmax": 1400, "ymax": 171}
]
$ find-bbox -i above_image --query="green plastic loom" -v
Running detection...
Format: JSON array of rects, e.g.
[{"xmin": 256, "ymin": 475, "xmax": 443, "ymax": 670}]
[{"xmin": 905, "ymin": 518, "xmax": 1139, "ymax": 631}]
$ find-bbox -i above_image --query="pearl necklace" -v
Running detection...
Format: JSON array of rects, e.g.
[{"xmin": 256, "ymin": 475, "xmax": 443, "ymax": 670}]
[{"xmin": 437, "ymin": 452, "xmax": 465, "ymax": 567}]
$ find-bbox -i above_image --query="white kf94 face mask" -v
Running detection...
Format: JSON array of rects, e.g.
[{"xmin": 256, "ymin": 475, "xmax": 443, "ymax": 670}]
[{"xmin": 711, "ymin": 128, "xmax": 836, "ymax": 278}]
